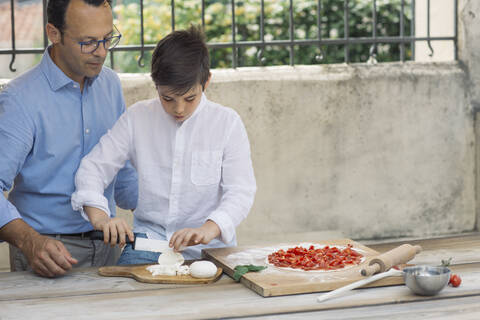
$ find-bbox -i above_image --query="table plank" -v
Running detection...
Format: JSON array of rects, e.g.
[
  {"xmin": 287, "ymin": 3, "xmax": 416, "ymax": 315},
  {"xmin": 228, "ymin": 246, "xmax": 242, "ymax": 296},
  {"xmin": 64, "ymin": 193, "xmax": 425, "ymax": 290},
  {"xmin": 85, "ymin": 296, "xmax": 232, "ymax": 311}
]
[
  {"xmin": 366, "ymin": 233, "xmax": 480, "ymax": 253},
  {"xmin": 367, "ymin": 233, "xmax": 480, "ymax": 266},
  {"xmin": 242, "ymin": 295, "xmax": 480, "ymax": 320},
  {"xmin": 1, "ymin": 263, "xmax": 479, "ymax": 320},
  {"xmin": 0, "ymin": 267, "xmax": 235, "ymax": 301}
]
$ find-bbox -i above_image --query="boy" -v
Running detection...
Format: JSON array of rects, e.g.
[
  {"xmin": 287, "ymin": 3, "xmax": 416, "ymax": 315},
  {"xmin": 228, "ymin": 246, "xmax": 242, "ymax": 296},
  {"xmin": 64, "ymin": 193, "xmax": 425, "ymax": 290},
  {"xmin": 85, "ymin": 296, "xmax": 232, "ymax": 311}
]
[{"xmin": 71, "ymin": 25, "xmax": 256, "ymax": 262}]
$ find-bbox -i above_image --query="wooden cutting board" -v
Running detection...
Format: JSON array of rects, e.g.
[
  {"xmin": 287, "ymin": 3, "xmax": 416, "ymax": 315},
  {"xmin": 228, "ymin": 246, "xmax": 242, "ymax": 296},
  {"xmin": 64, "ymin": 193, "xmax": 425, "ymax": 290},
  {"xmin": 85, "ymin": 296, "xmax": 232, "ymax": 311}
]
[
  {"xmin": 98, "ymin": 265, "xmax": 223, "ymax": 284},
  {"xmin": 203, "ymin": 239, "xmax": 406, "ymax": 297}
]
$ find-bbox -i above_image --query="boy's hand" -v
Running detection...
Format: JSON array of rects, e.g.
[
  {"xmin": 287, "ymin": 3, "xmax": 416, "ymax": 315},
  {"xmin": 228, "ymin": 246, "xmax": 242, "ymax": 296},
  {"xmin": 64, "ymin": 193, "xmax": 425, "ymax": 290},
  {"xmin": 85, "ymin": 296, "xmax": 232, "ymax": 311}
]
[
  {"xmin": 84, "ymin": 206, "xmax": 134, "ymax": 247},
  {"xmin": 169, "ymin": 220, "xmax": 221, "ymax": 252}
]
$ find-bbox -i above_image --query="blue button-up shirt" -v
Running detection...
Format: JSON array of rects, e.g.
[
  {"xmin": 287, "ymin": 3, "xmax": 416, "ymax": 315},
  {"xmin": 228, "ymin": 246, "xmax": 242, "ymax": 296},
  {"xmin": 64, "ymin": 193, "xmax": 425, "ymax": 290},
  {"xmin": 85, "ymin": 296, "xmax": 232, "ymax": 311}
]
[{"xmin": 0, "ymin": 48, "xmax": 138, "ymax": 234}]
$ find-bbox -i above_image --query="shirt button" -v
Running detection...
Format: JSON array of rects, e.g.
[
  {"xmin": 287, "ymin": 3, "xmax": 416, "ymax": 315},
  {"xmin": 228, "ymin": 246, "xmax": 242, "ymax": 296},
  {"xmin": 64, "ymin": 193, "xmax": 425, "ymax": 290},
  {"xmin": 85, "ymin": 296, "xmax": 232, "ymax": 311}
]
[
  {"xmin": 73, "ymin": 84, "xmax": 78, "ymax": 88},
  {"xmin": 85, "ymin": 128, "xmax": 90, "ymax": 134}
]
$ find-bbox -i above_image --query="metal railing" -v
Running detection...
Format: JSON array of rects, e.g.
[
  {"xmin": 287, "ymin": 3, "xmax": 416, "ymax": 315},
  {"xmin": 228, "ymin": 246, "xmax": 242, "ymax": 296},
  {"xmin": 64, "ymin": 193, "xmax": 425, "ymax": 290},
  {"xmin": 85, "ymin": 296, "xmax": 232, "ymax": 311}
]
[{"xmin": 2, "ymin": 0, "xmax": 457, "ymax": 72}]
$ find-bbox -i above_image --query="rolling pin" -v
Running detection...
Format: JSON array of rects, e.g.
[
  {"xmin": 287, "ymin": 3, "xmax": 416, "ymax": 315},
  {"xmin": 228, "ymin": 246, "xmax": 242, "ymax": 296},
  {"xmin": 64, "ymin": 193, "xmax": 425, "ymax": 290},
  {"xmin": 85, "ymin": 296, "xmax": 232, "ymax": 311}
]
[{"xmin": 360, "ymin": 244, "xmax": 422, "ymax": 276}]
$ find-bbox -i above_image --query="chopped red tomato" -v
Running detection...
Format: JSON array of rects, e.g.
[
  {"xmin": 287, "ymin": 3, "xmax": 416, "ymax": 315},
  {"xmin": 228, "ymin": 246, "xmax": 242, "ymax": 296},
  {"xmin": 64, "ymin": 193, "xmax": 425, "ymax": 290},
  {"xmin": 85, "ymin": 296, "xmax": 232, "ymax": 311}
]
[{"xmin": 267, "ymin": 244, "xmax": 363, "ymax": 271}]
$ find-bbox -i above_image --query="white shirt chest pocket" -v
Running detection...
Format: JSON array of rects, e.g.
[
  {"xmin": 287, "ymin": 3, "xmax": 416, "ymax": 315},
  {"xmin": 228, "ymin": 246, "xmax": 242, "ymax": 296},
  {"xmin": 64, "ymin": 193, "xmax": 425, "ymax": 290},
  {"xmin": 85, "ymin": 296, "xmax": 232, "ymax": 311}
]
[{"xmin": 191, "ymin": 151, "xmax": 223, "ymax": 186}]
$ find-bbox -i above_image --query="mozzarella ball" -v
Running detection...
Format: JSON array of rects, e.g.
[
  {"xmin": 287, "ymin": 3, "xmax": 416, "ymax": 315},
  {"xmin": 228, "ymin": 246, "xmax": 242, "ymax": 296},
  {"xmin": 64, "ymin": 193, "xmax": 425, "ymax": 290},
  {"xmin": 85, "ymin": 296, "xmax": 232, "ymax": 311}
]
[{"xmin": 189, "ymin": 261, "xmax": 218, "ymax": 279}]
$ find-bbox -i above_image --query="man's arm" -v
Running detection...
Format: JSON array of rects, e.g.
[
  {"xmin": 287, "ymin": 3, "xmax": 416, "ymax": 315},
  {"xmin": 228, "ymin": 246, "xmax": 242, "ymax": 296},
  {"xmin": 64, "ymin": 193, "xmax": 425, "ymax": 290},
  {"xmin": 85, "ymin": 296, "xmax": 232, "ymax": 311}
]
[
  {"xmin": 113, "ymin": 161, "xmax": 138, "ymax": 210},
  {"xmin": 0, "ymin": 218, "xmax": 78, "ymax": 277},
  {"xmin": 0, "ymin": 90, "xmax": 77, "ymax": 277}
]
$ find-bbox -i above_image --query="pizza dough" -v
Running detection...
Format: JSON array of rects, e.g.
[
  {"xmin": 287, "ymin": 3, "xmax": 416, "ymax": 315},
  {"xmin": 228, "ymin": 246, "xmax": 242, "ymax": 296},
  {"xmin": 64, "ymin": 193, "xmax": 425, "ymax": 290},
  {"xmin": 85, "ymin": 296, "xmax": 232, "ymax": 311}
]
[{"xmin": 189, "ymin": 261, "xmax": 218, "ymax": 279}]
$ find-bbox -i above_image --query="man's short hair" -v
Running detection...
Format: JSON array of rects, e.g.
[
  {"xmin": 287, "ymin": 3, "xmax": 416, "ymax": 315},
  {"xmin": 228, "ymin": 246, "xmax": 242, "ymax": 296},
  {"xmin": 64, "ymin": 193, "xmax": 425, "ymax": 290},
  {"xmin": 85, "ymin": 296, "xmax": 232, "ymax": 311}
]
[
  {"xmin": 151, "ymin": 25, "xmax": 211, "ymax": 95},
  {"xmin": 47, "ymin": 0, "xmax": 112, "ymax": 33}
]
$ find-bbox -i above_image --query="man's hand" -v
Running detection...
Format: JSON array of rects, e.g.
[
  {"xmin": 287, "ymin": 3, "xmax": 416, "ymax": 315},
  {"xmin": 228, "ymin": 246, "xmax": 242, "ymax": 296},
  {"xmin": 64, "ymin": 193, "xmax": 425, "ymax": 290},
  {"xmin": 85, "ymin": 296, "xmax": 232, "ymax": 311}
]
[
  {"xmin": 23, "ymin": 232, "xmax": 78, "ymax": 277},
  {"xmin": 84, "ymin": 206, "xmax": 134, "ymax": 246},
  {"xmin": 169, "ymin": 220, "xmax": 221, "ymax": 252},
  {"xmin": 0, "ymin": 219, "xmax": 78, "ymax": 277}
]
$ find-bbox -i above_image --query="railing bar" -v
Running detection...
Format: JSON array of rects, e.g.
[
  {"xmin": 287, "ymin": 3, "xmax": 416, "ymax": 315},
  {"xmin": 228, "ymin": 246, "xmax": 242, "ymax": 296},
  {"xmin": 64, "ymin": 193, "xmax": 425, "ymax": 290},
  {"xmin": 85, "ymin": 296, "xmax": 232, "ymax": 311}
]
[
  {"xmin": 369, "ymin": 0, "xmax": 377, "ymax": 61},
  {"xmin": 344, "ymin": 0, "xmax": 349, "ymax": 63},
  {"xmin": 454, "ymin": 0, "xmax": 458, "ymax": 60},
  {"xmin": 257, "ymin": 0, "xmax": 265, "ymax": 64},
  {"xmin": 289, "ymin": 0, "xmax": 294, "ymax": 65},
  {"xmin": 108, "ymin": 35, "xmax": 463, "ymax": 52},
  {"xmin": 110, "ymin": 51, "xmax": 115, "ymax": 70},
  {"xmin": 171, "ymin": 0, "xmax": 175, "ymax": 31},
  {"xmin": 400, "ymin": 0, "xmax": 405, "ymax": 62},
  {"xmin": 373, "ymin": 0, "xmax": 377, "ymax": 39},
  {"xmin": 0, "ymin": 34, "xmax": 456, "ymax": 56},
  {"xmin": 202, "ymin": 0, "xmax": 205, "ymax": 28},
  {"xmin": 426, "ymin": 0, "xmax": 433, "ymax": 56},
  {"xmin": 411, "ymin": 0, "xmax": 415, "ymax": 59},
  {"xmin": 260, "ymin": 0, "xmax": 264, "ymax": 42},
  {"xmin": 316, "ymin": 0, "xmax": 324, "ymax": 61},
  {"xmin": 9, "ymin": 0, "xmax": 16, "ymax": 72},
  {"xmin": 231, "ymin": 0, "xmax": 237, "ymax": 68},
  {"xmin": 317, "ymin": 0, "xmax": 321, "ymax": 40},
  {"xmin": 42, "ymin": 0, "xmax": 48, "ymax": 49},
  {"xmin": 137, "ymin": 0, "xmax": 145, "ymax": 67}
]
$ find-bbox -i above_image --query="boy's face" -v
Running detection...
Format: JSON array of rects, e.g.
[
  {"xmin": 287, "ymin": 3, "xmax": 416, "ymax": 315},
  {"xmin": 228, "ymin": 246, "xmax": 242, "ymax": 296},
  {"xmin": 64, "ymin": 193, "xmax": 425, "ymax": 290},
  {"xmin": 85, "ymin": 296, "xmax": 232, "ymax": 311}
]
[{"xmin": 157, "ymin": 83, "xmax": 206, "ymax": 122}]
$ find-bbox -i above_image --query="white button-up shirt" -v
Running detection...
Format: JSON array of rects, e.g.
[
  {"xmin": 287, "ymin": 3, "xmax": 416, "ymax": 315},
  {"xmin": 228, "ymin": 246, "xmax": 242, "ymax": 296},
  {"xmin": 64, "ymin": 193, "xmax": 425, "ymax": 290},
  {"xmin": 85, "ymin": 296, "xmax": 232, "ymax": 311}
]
[{"xmin": 72, "ymin": 94, "xmax": 256, "ymax": 259}]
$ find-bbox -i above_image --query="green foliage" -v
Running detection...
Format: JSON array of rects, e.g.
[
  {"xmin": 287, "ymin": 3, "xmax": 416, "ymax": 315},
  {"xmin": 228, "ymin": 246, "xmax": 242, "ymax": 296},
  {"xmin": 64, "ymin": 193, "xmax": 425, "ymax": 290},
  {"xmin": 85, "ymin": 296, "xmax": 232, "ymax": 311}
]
[{"xmin": 110, "ymin": 0, "xmax": 413, "ymax": 72}]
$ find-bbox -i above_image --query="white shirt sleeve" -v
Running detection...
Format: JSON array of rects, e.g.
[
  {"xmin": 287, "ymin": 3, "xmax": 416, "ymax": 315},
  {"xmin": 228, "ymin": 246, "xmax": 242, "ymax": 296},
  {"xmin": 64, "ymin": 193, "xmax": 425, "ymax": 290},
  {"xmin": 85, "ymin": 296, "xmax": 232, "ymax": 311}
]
[
  {"xmin": 71, "ymin": 111, "xmax": 133, "ymax": 221},
  {"xmin": 207, "ymin": 116, "xmax": 257, "ymax": 244}
]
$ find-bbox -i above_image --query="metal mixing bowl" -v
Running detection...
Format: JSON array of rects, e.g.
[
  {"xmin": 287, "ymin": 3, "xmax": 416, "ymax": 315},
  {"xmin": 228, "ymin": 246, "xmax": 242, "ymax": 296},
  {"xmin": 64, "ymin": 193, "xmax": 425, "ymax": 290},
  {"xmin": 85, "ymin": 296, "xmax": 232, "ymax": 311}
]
[{"xmin": 402, "ymin": 265, "xmax": 451, "ymax": 296}]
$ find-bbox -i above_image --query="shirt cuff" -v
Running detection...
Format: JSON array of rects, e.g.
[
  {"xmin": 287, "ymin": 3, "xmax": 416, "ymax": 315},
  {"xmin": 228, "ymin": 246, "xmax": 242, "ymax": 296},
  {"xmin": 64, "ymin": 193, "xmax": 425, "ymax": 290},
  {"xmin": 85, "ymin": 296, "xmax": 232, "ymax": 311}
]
[
  {"xmin": 71, "ymin": 190, "xmax": 111, "ymax": 222},
  {"xmin": 206, "ymin": 210, "xmax": 235, "ymax": 244}
]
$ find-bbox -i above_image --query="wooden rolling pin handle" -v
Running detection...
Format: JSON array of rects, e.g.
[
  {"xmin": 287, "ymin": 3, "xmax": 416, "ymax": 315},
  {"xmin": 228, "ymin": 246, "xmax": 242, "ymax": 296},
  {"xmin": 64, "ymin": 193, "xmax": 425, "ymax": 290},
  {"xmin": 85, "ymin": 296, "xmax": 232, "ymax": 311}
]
[
  {"xmin": 360, "ymin": 263, "xmax": 380, "ymax": 276},
  {"xmin": 361, "ymin": 244, "xmax": 422, "ymax": 276}
]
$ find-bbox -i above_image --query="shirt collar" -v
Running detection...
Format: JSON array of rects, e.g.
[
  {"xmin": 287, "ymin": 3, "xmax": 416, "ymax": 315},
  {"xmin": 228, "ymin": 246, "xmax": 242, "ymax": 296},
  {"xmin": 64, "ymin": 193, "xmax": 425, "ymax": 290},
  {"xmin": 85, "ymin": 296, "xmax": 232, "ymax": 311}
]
[{"xmin": 40, "ymin": 46, "xmax": 98, "ymax": 91}]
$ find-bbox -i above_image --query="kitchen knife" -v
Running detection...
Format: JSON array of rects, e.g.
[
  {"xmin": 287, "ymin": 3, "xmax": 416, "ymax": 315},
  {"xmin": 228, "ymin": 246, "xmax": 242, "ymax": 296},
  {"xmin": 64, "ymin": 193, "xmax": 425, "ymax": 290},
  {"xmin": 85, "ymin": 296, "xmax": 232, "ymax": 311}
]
[{"xmin": 89, "ymin": 230, "xmax": 170, "ymax": 253}]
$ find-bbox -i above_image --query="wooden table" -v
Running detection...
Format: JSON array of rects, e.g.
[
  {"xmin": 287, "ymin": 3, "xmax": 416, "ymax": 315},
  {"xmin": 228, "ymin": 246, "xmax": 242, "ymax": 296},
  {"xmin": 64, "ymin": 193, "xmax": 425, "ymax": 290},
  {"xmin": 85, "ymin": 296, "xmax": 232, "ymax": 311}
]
[{"xmin": 1, "ymin": 234, "xmax": 480, "ymax": 320}]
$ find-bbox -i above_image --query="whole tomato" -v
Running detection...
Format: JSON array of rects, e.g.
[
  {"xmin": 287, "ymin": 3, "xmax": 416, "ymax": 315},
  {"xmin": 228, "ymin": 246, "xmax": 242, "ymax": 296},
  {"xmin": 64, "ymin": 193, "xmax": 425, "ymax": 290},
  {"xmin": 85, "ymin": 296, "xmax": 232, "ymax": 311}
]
[{"xmin": 449, "ymin": 274, "xmax": 462, "ymax": 287}]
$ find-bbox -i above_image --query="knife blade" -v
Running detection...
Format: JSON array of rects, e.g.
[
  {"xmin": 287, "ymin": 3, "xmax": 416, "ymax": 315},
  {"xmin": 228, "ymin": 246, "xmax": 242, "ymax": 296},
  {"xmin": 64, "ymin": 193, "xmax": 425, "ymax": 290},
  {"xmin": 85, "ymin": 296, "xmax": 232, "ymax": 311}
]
[{"xmin": 89, "ymin": 230, "xmax": 170, "ymax": 253}]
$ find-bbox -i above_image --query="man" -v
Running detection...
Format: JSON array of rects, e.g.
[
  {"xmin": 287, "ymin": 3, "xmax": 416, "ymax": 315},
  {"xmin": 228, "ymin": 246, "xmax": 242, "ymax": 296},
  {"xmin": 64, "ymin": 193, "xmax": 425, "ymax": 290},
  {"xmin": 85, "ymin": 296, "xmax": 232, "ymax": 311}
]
[{"xmin": 0, "ymin": 0, "xmax": 138, "ymax": 277}]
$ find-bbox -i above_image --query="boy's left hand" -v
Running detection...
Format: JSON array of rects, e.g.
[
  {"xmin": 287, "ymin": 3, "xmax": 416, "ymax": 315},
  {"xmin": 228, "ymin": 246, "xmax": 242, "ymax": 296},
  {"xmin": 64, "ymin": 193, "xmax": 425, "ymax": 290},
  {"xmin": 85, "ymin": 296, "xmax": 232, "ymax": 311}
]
[{"xmin": 169, "ymin": 220, "xmax": 221, "ymax": 251}]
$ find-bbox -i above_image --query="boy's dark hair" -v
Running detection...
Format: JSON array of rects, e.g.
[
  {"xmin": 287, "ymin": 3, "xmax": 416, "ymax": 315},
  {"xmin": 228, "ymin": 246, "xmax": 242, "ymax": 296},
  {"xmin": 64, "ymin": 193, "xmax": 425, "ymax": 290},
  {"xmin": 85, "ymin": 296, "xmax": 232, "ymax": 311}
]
[
  {"xmin": 151, "ymin": 25, "xmax": 211, "ymax": 95},
  {"xmin": 47, "ymin": 0, "xmax": 112, "ymax": 33}
]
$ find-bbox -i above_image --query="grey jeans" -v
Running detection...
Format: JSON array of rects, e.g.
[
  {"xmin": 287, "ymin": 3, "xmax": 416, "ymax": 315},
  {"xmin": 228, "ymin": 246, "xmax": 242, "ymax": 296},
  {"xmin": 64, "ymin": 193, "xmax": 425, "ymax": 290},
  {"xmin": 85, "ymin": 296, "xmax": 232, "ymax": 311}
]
[{"xmin": 9, "ymin": 235, "xmax": 121, "ymax": 272}]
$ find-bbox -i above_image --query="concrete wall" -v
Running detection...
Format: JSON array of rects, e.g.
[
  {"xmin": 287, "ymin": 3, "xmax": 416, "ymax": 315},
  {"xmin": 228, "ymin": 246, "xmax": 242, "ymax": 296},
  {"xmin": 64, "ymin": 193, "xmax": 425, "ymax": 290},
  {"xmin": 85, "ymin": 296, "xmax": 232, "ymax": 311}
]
[
  {"xmin": 458, "ymin": 0, "xmax": 480, "ymax": 231},
  {"xmin": 119, "ymin": 63, "xmax": 475, "ymax": 242}
]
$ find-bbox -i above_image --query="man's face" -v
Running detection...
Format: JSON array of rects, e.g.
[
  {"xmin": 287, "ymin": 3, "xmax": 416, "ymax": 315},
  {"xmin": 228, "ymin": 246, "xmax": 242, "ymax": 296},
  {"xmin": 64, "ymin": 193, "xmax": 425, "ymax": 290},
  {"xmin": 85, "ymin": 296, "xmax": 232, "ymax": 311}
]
[
  {"xmin": 52, "ymin": 0, "xmax": 114, "ymax": 83},
  {"xmin": 157, "ymin": 84, "xmax": 204, "ymax": 122}
]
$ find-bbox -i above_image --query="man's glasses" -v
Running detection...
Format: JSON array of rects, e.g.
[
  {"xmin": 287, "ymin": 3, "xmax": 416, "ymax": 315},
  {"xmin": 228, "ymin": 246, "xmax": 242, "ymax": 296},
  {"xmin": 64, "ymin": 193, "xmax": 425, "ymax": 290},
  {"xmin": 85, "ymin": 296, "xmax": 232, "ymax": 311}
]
[{"xmin": 77, "ymin": 25, "xmax": 122, "ymax": 54}]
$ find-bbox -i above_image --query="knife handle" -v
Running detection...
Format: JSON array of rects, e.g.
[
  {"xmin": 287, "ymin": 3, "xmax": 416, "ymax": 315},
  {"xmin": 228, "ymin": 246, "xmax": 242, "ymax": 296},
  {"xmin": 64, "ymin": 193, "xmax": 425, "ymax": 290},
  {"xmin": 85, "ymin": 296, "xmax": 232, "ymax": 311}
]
[{"xmin": 89, "ymin": 230, "xmax": 134, "ymax": 244}]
